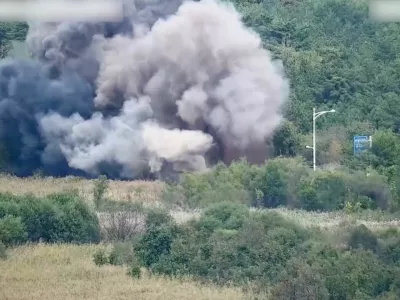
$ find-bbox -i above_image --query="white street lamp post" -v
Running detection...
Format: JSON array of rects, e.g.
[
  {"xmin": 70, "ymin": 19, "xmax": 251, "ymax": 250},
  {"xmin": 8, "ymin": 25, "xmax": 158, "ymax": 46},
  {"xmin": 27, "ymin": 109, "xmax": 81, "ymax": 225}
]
[{"xmin": 306, "ymin": 107, "xmax": 336, "ymax": 171}]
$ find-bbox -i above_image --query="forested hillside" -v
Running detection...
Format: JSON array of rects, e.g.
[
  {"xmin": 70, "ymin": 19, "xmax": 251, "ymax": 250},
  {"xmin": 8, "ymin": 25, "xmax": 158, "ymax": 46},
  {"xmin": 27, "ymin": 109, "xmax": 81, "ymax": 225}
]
[
  {"xmin": 233, "ymin": 0, "xmax": 400, "ymax": 132},
  {"xmin": 234, "ymin": 0, "xmax": 400, "ymax": 185}
]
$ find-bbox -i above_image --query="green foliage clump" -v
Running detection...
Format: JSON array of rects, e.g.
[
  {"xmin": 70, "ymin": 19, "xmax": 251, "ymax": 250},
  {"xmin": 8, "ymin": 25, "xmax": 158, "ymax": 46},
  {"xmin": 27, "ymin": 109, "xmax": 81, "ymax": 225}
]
[
  {"xmin": 127, "ymin": 263, "xmax": 142, "ymax": 279},
  {"xmin": 170, "ymin": 156, "xmax": 392, "ymax": 212},
  {"xmin": 127, "ymin": 206, "xmax": 400, "ymax": 298},
  {"xmin": 0, "ymin": 192, "xmax": 100, "ymax": 244},
  {"xmin": 249, "ymin": 157, "xmax": 309, "ymax": 208},
  {"xmin": 0, "ymin": 241, "xmax": 7, "ymax": 260},
  {"xmin": 0, "ymin": 215, "xmax": 28, "ymax": 246},
  {"xmin": 93, "ymin": 248, "xmax": 108, "ymax": 267},
  {"xmin": 270, "ymin": 259, "xmax": 329, "ymax": 300},
  {"xmin": 134, "ymin": 208, "xmax": 180, "ymax": 274},
  {"xmin": 134, "ymin": 203, "xmax": 308, "ymax": 285},
  {"xmin": 166, "ymin": 159, "xmax": 256, "ymax": 209},
  {"xmin": 376, "ymin": 229, "xmax": 400, "ymax": 266},
  {"xmin": 347, "ymin": 224, "xmax": 379, "ymax": 253}
]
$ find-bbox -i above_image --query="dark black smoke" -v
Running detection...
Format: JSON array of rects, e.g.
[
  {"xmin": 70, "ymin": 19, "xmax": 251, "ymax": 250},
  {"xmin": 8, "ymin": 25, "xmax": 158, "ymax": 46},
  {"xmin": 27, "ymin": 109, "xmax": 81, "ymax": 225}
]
[{"xmin": 0, "ymin": 60, "xmax": 94, "ymax": 176}]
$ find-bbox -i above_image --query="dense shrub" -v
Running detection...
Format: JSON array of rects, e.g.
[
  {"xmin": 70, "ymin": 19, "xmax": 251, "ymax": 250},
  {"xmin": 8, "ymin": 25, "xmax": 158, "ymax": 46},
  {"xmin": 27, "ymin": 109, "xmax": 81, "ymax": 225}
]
[
  {"xmin": 270, "ymin": 259, "xmax": 329, "ymax": 300},
  {"xmin": 127, "ymin": 263, "xmax": 142, "ymax": 279},
  {"xmin": 170, "ymin": 159, "xmax": 258, "ymax": 209},
  {"xmin": 249, "ymin": 157, "xmax": 310, "ymax": 208},
  {"xmin": 299, "ymin": 171, "xmax": 347, "ymax": 211},
  {"xmin": 318, "ymin": 249, "xmax": 394, "ymax": 299},
  {"xmin": 93, "ymin": 248, "xmax": 108, "ymax": 266},
  {"xmin": 250, "ymin": 162, "xmax": 288, "ymax": 208},
  {"xmin": 134, "ymin": 203, "xmax": 309, "ymax": 285},
  {"xmin": 376, "ymin": 229, "xmax": 400, "ymax": 266},
  {"xmin": 0, "ymin": 192, "xmax": 100, "ymax": 244},
  {"xmin": 129, "ymin": 204, "xmax": 400, "ymax": 298},
  {"xmin": 0, "ymin": 241, "xmax": 7, "ymax": 259},
  {"xmin": 134, "ymin": 221, "xmax": 180, "ymax": 272},
  {"xmin": 347, "ymin": 224, "xmax": 379, "ymax": 253},
  {"xmin": 0, "ymin": 215, "xmax": 27, "ymax": 246},
  {"xmin": 170, "ymin": 157, "xmax": 392, "ymax": 212},
  {"xmin": 145, "ymin": 208, "xmax": 174, "ymax": 230}
]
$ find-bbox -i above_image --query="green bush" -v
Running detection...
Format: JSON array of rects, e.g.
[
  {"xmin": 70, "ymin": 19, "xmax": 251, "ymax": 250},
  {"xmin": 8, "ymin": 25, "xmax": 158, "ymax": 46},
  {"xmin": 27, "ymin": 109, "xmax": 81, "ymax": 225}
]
[
  {"xmin": 347, "ymin": 224, "xmax": 378, "ymax": 253},
  {"xmin": 0, "ymin": 215, "xmax": 28, "ymax": 246},
  {"xmin": 270, "ymin": 259, "xmax": 329, "ymax": 300},
  {"xmin": 134, "ymin": 221, "xmax": 179, "ymax": 270},
  {"xmin": 249, "ymin": 157, "xmax": 310, "ymax": 208},
  {"xmin": 174, "ymin": 160, "xmax": 259, "ymax": 208},
  {"xmin": 0, "ymin": 192, "xmax": 100, "ymax": 244},
  {"xmin": 200, "ymin": 202, "xmax": 250, "ymax": 231},
  {"xmin": 300, "ymin": 171, "xmax": 347, "ymax": 211},
  {"xmin": 317, "ymin": 249, "xmax": 394, "ymax": 299},
  {"xmin": 347, "ymin": 170, "xmax": 392, "ymax": 210},
  {"xmin": 134, "ymin": 205, "xmax": 308, "ymax": 285},
  {"xmin": 376, "ymin": 229, "xmax": 400, "ymax": 265},
  {"xmin": 0, "ymin": 241, "xmax": 7, "ymax": 260},
  {"xmin": 93, "ymin": 248, "xmax": 108, "ymax": 266},
  {"xmin": 166, "ymin": 156, "xmax": 395, "ymax": 212},
  {"xmin": 250, "ymin": 162, "xmax": 288, "ymax": 208},
  {"xmin": 145, "ymin": 207, "xmax": 174, "ymax": 230},
  {"xmin": 127, "ymin": 263, "xmax": 142, "ymax": 279},
  {"xmin": 122, "ymin": 205, "xmax": 400, "ymax": 298}
]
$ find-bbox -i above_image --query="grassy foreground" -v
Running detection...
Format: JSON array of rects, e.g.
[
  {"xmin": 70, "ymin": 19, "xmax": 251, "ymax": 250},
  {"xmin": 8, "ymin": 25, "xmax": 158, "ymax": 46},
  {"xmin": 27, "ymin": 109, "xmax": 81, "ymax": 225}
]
[{"xmin": 0, "ymin": 244, "xmax": 247, "ymax": 300}]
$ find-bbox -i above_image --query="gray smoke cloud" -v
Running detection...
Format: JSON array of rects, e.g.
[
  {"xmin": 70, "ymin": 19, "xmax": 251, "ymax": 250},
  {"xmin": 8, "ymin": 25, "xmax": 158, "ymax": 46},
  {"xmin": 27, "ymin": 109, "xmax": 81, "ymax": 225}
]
[
  {"xmin": 40, "ymin": 96, "xmax": 213, "ymax": 177},
  {"xmin": 1, "ymin": 0, "xmax": 289, "ymax": 179}
]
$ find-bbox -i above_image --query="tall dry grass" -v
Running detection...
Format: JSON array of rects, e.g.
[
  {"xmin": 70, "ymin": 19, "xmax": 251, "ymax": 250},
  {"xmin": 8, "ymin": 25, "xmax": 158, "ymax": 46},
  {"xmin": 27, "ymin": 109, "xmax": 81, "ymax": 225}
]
[
  {"xmin": 267, "ymin": 207, "xmax": 400, "ymax": 230},
  {"xmin": 0, "ymin": 244, "xmax": 249, "ymax": 300},
  {"xmin": 0, "ymin": 174, "xmax": 164, "ymax": 204}
]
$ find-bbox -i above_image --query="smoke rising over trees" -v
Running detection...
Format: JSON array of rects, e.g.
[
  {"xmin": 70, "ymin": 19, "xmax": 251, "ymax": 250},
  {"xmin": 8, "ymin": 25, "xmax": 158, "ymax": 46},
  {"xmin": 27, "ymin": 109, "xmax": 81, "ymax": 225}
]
[{"xmin": 0, "ymin": 0, "xmax": 289, "ymax": 179}]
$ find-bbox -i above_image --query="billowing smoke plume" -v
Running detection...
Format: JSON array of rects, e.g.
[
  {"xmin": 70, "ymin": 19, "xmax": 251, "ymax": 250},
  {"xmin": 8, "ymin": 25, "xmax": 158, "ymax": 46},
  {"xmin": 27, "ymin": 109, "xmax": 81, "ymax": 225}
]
[{"xmin": 0, "ymin": 0, "xmax": 289, "ymax": 179}]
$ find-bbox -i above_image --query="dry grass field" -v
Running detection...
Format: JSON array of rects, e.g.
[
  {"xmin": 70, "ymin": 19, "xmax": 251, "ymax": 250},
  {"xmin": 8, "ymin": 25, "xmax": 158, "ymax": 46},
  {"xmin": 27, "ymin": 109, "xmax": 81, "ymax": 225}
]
[
  {"xmin": 265, "ymin": 207, "xmax": 400, "ymax": 230},
  {"xmin": 0, "ymin": 244, "xmax": 249, "ymax": 300},
  {"xmin": 0, "ymin": 174, "xmax": 165, "ymax": 204}
]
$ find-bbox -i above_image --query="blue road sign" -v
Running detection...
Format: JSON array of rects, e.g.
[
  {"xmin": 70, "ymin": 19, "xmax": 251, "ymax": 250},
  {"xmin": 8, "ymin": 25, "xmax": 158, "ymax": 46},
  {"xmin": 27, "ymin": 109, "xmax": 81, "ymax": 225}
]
[{"xmin": 353, "ymin": 136, "xmax": 370, "ymax": 155}]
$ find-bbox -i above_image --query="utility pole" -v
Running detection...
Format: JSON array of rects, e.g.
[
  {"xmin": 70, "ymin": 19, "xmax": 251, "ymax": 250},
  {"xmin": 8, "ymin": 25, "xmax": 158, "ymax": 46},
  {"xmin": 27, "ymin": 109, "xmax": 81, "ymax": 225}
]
[{"xmin": 306, "ymin": 107, "xmax": 336, "ymax": 171}]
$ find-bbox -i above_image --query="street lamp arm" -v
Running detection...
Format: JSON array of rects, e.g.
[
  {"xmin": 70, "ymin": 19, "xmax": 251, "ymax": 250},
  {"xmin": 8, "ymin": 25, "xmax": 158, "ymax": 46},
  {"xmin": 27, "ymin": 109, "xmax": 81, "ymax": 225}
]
[{"xmin": 314, "ymin": 110, "xmax": 335, "ymax": 120}]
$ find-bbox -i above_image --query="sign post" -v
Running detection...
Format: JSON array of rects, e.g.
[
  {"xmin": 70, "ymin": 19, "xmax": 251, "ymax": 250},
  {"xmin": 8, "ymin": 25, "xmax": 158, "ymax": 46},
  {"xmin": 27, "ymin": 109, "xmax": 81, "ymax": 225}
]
[{"xmin": 353, "ymin": 135, "xmax": 372, "ymax": 155}]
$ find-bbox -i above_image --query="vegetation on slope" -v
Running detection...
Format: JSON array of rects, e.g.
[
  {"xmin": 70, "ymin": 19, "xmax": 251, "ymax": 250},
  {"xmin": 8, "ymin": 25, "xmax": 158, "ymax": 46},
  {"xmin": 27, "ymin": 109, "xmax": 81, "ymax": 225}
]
[{"xmin": 90, "ymin": 202, "xmax": 400, "ymax": 299}]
